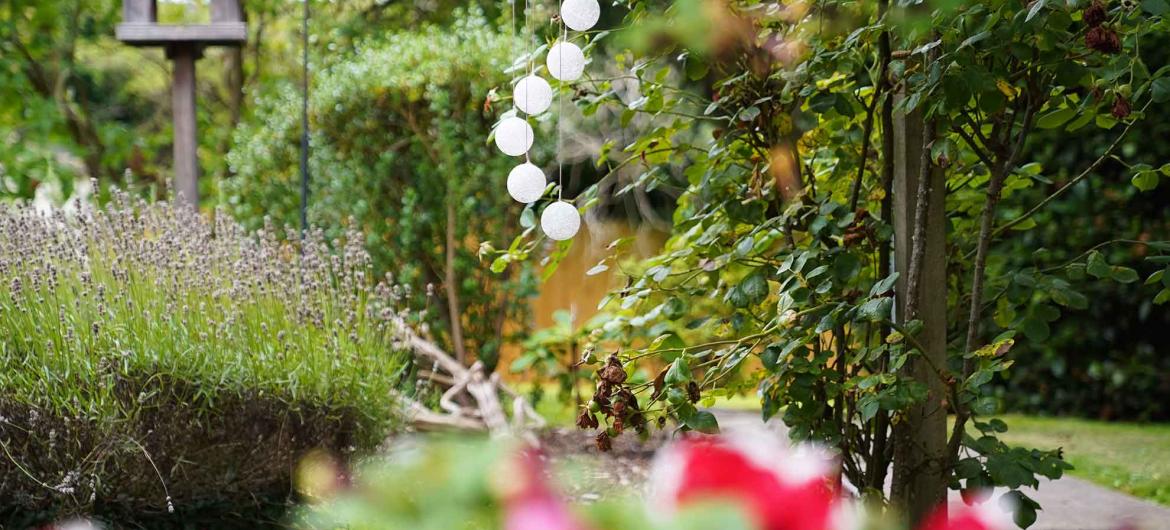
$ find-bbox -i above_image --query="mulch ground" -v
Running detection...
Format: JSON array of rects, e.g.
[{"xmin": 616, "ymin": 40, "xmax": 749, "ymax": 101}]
[{"xmin": 537, "ymin": 426, "xmax": 668, "ymax": 502}]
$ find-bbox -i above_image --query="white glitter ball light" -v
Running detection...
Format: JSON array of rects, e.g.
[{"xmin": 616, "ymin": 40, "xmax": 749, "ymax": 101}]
[
  {"xmin": 561, "ymin": 0, "xmax": 600, "ymax": 31},
  {"xmin": 547, "ymin": 41, "xmax": 586, "ymax": 82},
  {"xmin": 514, "ymin": 75, "xmax": 553, "ymax": 115},
  {"xmin": 507, "ymin": 162, "xmax": 547, "ymax": 203},
  {"xmin": 540, "ymin": 201, "xmax": 581, "ymax": 240},
  {"xmin": 494, "ymin": 117, "xmax": 534, "ymax": 156}
]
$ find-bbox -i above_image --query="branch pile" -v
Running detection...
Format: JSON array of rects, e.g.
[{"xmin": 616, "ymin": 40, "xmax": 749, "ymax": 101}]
[{"xmin": 388, "ymin": 318, "xmax": 544, "ymax": 437}]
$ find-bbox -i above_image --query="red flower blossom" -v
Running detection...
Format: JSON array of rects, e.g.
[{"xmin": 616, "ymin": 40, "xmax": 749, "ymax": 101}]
[{"xmin": 652, "ymin": 436, "xmax": 854, "ymax": 530}]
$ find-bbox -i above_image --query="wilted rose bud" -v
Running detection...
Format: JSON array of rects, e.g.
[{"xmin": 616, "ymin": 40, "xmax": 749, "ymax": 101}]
[
  {"xmin": 598, "ymin": 355, "xmax": 628, "ymax": 384},
  {"xmin": 1084, "ymin": 0, "xmax": 1107, "ymax": 27},
  {"xmin": 575, "ymin": 409, "xmax": 599, "ymax": 430},
  {"xmin": 1111, "ymin": 95, "xmax": 1131, "ymax": 119},
  {"xmin": 595, "ymin": 431, "xmax": 612, "ymax": 452},
  {"xmin": 1085, "ymin": 26, "xmax": 1121, "ymax": 54}
]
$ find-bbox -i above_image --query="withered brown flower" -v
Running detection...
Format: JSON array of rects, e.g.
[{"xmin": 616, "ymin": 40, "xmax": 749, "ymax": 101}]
[
  {"xmin": 687, "ymin": 381, "xmax": 702, "ymax": 403},
  {"xmin": 1111, "ymin": 95, "xmax": 1131, "ymax": 119},
  {"xmin": 576, "ymin": 409, "xmax": 599, "ymax": 430},
  {"xmin": 1085, "ymin": 26, "xmax": 1121, "ymax": 54},
  {"xmin": 598, "ymin": 355, "xmax": 628, "ymax": 384},
  {"xmin": 595, "ymin": 431, "xmax": 612, "ymax": 452},
  {"xmin": 1084, "ymin": 1, "xmax": 1107, "ymax": 27}
]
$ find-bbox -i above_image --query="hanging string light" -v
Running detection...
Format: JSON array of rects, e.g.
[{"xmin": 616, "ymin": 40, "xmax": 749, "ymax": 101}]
[
  {"xmin": 559, "ymin": 0, "xmax": 600, "ymax": 31},
  {"xmin": 508, "ymin": 162, "xmax": 547, "ymax": 203},
  {"xmin": 546, "ymin": 41, "xmax": 585, "ymax": 82},
  {"xmin": 494, "ymin": 0, "xmax": 600, "ymax": 240},
  {"xmin": 514, "ymin": 75, "xmax": 553, "ymax": 115},
  {"xmin": 540, "ymin": 201, "xmax": 581, "ymax": 241},
  {"xmin": 495, "ymin": 116, "xmax": 534, "ymax": 157}
]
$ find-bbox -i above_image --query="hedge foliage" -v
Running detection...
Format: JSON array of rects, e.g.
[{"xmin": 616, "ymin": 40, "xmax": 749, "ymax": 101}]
[{"xmin": 226, "ymin": 10, "xmax": 542, "ymax": 371}]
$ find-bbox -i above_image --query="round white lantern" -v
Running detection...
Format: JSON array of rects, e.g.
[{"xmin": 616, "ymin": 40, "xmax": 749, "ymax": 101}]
[
  {"xmin": 547, "ymin": 41, "xmax": 586, "ymax": 82},
  {"xmin": 494, "ymin": 117, "xmax": 534, "ymax": 156},
  {"xmin": 507, "ymin": 162, "xmax": 547, "ymax": 203},
  {"xmin": 540, "ymin": 201, "xmax": 580, "ymax": 240},
  {"xmin": 561, "ymin": 0, "xmax": 600, "ymax": 31},
  {"xmin": 514, "ymin": 75, "xmax": 553, "ymax": 115}
]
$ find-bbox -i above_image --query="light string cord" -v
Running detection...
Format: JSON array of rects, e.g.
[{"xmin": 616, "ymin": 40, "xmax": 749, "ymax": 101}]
[
  {"xmin": 558, "ymin": 25, "xmax": 566, "ymax": 200},
  {"xmin": 523, "ymin": 0, "xmax": 534, "ymax": 163}
]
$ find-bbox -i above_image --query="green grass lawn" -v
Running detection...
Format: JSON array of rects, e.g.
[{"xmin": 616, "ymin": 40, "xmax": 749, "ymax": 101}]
[{"xmin": 993, "ymin": 414, "xmax": 1170, "ymax": 505}]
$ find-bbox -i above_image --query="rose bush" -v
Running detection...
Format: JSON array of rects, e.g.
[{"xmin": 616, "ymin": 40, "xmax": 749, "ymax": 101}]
[{"xmin": 298, "ymin": 432, "xmax": 1026, "ymax": 530}]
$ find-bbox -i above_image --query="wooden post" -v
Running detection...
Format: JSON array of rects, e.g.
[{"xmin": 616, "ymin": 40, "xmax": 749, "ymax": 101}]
[
  {"xmin": 889, "ymin": 95, "xmax": 949, "ymax": 524},
  {"xmin": 210, "ymin": 0, "xmax": 243, "ymax": 22},
  {"xmin": 117, "ymin": 0, "xmax": 245, "ymax": 208},
  {"xmin": 169, "ymin": 45, "xmax": 201, "ymax": 207},
  {"xmin": 122, "ymin": 0, "xmax": 156, "ymax": 23}
]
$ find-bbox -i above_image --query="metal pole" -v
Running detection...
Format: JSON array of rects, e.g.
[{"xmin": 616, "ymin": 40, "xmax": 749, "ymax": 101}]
[{"xmin": 299, "ymin": 0, "xmax": 310, "ymax": 235}]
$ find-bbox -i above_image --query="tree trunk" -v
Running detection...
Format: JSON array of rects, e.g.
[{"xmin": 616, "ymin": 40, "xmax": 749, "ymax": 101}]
[
  {"xmin": 444, "ymin": 198, "xmax": 468, "ymax": 364},
  {"xmin": 890, "ymin": 97, "xmax": 948, "ymax": 525}
]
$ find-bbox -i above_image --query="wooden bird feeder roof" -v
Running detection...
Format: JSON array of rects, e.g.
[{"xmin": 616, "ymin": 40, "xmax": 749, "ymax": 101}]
[{"xmin": 116, "ymin": 0, "xmax": 246, "ymax": 47}]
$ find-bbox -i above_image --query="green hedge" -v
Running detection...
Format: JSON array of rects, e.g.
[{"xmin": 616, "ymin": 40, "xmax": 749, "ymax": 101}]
[{"xmin": 225, "ymin": 9, "xmax": 541, "ymax": 372}]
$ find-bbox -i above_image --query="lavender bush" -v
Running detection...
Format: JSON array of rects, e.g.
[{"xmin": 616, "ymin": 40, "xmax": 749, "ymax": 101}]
[{"xmin": 0, "ymin": 191, "xmax": 410, "ymax": 525}]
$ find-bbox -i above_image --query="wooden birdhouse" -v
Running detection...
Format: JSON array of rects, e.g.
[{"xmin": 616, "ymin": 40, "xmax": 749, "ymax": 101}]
[{"xmin": 115, "ymin": 0, "xmax": 248, "ymax": 207}]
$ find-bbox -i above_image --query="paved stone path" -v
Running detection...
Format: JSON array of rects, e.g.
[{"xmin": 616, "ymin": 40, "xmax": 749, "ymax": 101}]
[{"xmin": 712, "ymin": 410, "xmax": 1170, "ymax": 530}]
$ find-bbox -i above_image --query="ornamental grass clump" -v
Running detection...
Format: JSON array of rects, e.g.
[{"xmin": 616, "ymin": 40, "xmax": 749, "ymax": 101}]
[{"xmin": 0, "ymin": 191, "xmax": 409, "ymax": 524}]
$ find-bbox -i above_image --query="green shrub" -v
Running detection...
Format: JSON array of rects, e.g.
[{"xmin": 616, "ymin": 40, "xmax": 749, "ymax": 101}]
[
  {"xmin": 225, "ymin": 9, "xmax": 540, "ymax": 371},
  {"xmin": 0, "ymin": 192, "xmax": 407, "ymax": 525}
]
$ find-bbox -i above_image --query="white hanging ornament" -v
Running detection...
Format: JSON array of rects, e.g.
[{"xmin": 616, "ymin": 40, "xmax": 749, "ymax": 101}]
[
  {"xmin": 507, "ymin": 162, "xmax": 547, "ymax": 203},
  {"xmin": 560, "ymin": 0, "xmax": 600, "ymax": 31},
  {"xmin": 540, "ymin": 201, "xmax": 581, "ymax": 241},
  {"xmin": 547, "ymin": 41, "xmax": 586, "ymax": 82},
  {"xmin": 494, "ymin": 117, "xmax": 534, "ymax": 156},
  {"xmin": 514, "ymin": 75, "xmax": 553, "ymax": 115}
]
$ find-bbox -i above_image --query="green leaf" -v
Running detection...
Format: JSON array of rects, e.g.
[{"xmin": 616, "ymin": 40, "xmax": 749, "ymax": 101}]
[
  {"xmin": 1086, "ymin": 251, "xmax": 1111, "ymax": 278},
  {"xmin": 1153, "ymin": 77, "xmax": 1170, "ymax": 103},
  {"xmin": 870, "ymin": 273, "xmax": 899, "ymax": 296},
  {"xmin": 1026, "ymin": 0, "xmax": 1048, "ymax": 22},
  {"xmin": 665, "ymin": 357, "xmax": 692, "ymax": 385},
  {"xmin": 959, "ymin": 31, "xmax": 991, "ymax": 50},
  {"xmin": 1155, "ymin": 288, "xmax": 1170, "ymax": 304},
  {"xmin": 1143, "ymin": 0, "xmax": 1170, "ymax": 16},
  {"xmin": 686, "ymin": 56, "xmax": 710, "ymax": 81},
  {"xmin": 520, "ymin": 207, "xmax": 536, "ymax": 228},
  {"xmin": 663, "ymin": 297, "xmax": 688, "ymax": 320},
  {"xmin": 490, "ymin": 255, "xmax": 511, "ymax": 273},
  {"xmin": 857, "ymin": 297, "xmax": 893, "ymax": 322},
  {"xmin": 1000, "ymin": 491, "xmax": 1039, "ymax": 528},
  {"xmin": 987, "ymin": 455, "xmax": 1034, "ymax": 489},
  {"xmin": 1132, "ymin": 170, "xmax": 1160, "ymax": 192},
  {"xmin": 973, "ymin": 396, "xmax": 1000, "ymax": 415},
  {"xmin": 955, "ymin": 457, "xmax": 983, "ymax": 479},
  {"xmin": 1111, "ymin": 266, "xmax": 1140, "ymax": 284},
  {"xmin": 1036, "ymin": 107, "xmax": 1075, "ymax": 129},
  {"xmin": 741, "ymin": 272, "xmax": 770, "ymax": 303},
  {"xmin": 1020, "ymin": 317, "xmax": 1050, "ymax": 342},
  {"xmin": 684, "ymin": 410, "xmax": 720, "ymax": 434}
]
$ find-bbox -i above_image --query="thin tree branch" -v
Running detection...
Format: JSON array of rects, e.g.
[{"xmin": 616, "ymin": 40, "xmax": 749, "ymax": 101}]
[{"xmin": 993, "ymin": 100, "xmax": 1150, "ymax": 237}]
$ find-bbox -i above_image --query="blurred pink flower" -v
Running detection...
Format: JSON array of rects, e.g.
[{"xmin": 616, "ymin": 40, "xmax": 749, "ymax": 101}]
[
  {"xmin": 918, "ymin": 502, "xmax": 1013, "ymax": 530},
  {"xmin": 651, "ymin": 435, "xmax": 854, "ymax": 530},
  {"xmin": 502, "ymin": 448, "xmax": 590, "ymax": 530}
]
